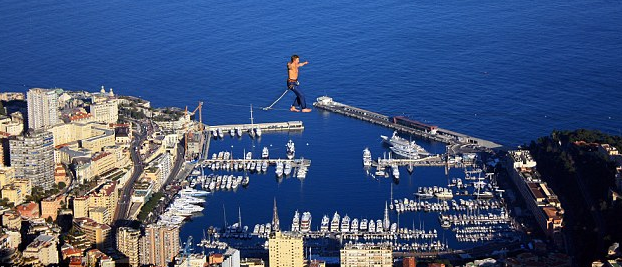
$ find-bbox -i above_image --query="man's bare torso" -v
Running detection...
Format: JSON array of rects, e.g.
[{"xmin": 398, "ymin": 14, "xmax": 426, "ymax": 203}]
[{"xmin": 288, "ymin": 62, "xmax": 299, "ymax": 80}]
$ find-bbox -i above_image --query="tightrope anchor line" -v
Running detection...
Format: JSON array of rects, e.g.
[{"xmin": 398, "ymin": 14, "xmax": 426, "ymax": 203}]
[{"xmin": 262, "ymin": 89, "xmax": 289, "ymax": 111}]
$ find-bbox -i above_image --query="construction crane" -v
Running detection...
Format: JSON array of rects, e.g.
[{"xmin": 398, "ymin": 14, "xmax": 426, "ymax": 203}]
[
  {"xmin": 179, "ymin": 235, "xmax": 193, "ymax": 267},
  {"xmin": 184, "ymin": 102, "xmax": 203, "ymax": 159}
]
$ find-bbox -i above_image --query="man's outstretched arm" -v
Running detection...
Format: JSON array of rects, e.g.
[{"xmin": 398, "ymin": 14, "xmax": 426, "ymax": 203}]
[{"xmin": 298, "ymin": 61, "xmax": 309, "ymax": 67}]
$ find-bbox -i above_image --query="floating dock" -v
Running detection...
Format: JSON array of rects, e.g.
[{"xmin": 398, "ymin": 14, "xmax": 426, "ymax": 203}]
[
  {"xmin": 372, "ymin": 155, "xmax": 476, "ymax": 169},
  {"xmin": 313, "ymin": 96, "xmax": 502, "ymax": 150},
  {"xmin": 207, "ymin": 121, "xmax": 304, "ymax": 133},
  {"xmin": 200, "ymin": 158, "xmax": 311, "ymax": 169}
]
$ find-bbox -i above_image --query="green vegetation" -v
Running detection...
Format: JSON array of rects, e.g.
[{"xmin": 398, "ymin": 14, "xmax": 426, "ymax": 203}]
[
  {"xmin": 528, "ymin": 129, "xmax": 622, "ymax": 266},
  {"xmin": 58, "ymin": 182, "xmax": 66, "ymax": 190},
  {"xmin": 0, "ymin": 101, "xmax": 6, "ymax": 116},
  {"xmin": 137, "ymin": 191, "xmax": 164, "ymax": 221}
]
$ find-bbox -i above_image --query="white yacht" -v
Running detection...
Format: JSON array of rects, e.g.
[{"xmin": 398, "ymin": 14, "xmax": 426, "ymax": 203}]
[
  {"xmin": 284, "ymin": 162, "xmax": 292, "ymax": 176},
  {"xmin": 262, "ymin": 147, "xmax": 269, "ymax": 159},
  {"xmin": 179, "ymin": 187, "xmax": 210, "ymax": 197},
  {"xmin": 368, "ymin": 220, "xmax": 375, "ymax": 233},
  {"xmin": 375, "ymin": 219, "xmax": 383, "ymax": 232},
  {"xmin": 375, "ymin": 167, "xmax": 386, "ymax": 177},
  {"xmin": 291, "ymin": 210, "xmax": 300, "ymax": 232},
  {"xmin": 435, "ymin": 188, "xmax": 454, "ymax": 199},
  {"xmin": 360, "ymin": 219, "xmax": 368, "ymax": 231},
  {"xmin": 245, "ymin": 152, "xmax": 252, "ymax": 160},
  {"xmin": 236, "ymin": 127, "xmax": 243, "ymax": 137},
  {"xmin": 391, "ymin": 164, "xmax": 400, "ymax": 179},
  {"xmin": 255, "ymin": 127, "xmax": 262, "ymax": 137},
  {"xmin": 261, "ymin": 161, "xmax": 268, "ymax": 173},
  {"xmin": 217, "ymin": 128, "xmax": 224, "ymax": 139},
  {"xmin": 341, "ymin": 215, "xmax": 350, "ymax": 233},
  {"xmin": 320, "ymin": 215, "xmax": 330, "ymax": 232},
  {"xmin": 381, "ymin": 131, "xmax": 429, "ymax": 158},
  {"xmin": 275, "ymin": 161, "xmax": 284, "ymax": 177},
  {"xmin": 363, "ymin": 148, "xmax": 372, "ymax": 167},
  {"xmin": 300, "ymin": 212, "xmax": 312, "ymax": 232},
  {"xmin": 229, "ymin": 129, "xmax": 235, "ymax": 137},
  {"xmin": 296, "ymin": 165, "xmax": 307, "ymax": 179},
  {"xmin": 286, "ymin": 140, "xmax": 295, "ymax": 159},
  {"xmin": 351, "ymin": 218, "xmax": 359, "ymax": 232},
  {"xmin": 330, "ymin": 212, "xmax": 340, "ymax": 232}
]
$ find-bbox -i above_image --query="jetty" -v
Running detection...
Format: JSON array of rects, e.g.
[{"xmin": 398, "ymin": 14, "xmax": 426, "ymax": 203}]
[
  {"xmin": 207, "ymin": 121, "xmax": 304, "ymax": 133},
  {"xmin": 313, "ymin": 96, "xmax": 502, "ymax": 151}
]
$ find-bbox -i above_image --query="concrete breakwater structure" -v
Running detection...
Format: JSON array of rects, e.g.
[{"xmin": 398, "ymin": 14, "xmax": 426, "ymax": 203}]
[
  {"xmin": 207, "ymin": 121, "xmax": 304, "ymax": 133},
  {"xmin": 313, "ymin": 96, "xmax": 502, "ymax": 151}
]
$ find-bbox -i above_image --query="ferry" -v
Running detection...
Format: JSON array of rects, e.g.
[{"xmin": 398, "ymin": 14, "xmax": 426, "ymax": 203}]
[
  {"xmin": 262, "ymin": 147, "xmax": 269, "ymax": 159},
  {"xmin": 300, "ymin": 212, "xmax": 312, "ymax": 232},
  {"xmin": 291, "ymin": 210, "xmax": 300, "ymax": 232},
  {"xmin": 330, "ymin": 212, "xmax": 340, "ymax": 232},
  {"xmin": 286, "ymin": 140, "xmax": 295, "ymax": 159},
  {"xmin": 320, "ymin": 215, "xmax": 330, "ymax": 232}
]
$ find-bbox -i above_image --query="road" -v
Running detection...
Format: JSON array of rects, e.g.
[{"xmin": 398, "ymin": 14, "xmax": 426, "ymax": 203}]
[{"xmin": 113, "ymin": 120, "xmax": 148, "ymax": 224}]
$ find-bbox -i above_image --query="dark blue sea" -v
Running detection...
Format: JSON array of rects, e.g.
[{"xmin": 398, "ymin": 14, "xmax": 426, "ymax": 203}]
[{"xmin": 2, "ymin": 0, "xmax": 622, "ymax": 255}]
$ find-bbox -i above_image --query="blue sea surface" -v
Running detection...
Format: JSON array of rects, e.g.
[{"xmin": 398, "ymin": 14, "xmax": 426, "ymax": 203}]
[{"xmin": 2, "ymin": 0, "xmax": 622, "ymax": 254}]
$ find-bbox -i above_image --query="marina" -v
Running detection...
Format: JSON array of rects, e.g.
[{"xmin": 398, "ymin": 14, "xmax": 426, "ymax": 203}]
[{"xmin": 207, "ymin": 121, "xmax": 304, "ymax": 139}]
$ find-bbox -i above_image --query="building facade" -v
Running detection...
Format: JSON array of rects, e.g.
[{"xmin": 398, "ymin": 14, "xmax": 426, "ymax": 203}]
[
  {"xmin": 268, "ymin": 231, "xmax": 304, "ymax": 267},
  {"xmin": 9, "ymin": 130, "xmax": 55, "ymax": 190},
  {"xmin": 140, "ymin": 224, "xmax": 180, "ymax": 267},
  {"xmin": 27, "ymin": 88, "xmax": 59, "ymax": 130},
  {"xmin": 340, "ymin": 244, "xmax": 392, "ymax": 267},
  {"xmin": 117, "ymin": 227, "xmax": 141, "ymax": 267}
]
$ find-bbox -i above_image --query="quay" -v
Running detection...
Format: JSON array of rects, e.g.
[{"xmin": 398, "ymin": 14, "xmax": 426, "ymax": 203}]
[
  {"xmin": 313, "ymin": 96, "xmax": 502, "ymax": 150},
  {"xmin": 207, "ymin": 121, "xmax": 304, "ymax": 133},
  {"xmin": 200, "ymin": 158, "xmax": 311, "ymax": 169},
  {"xmin": 372, "ymin": 154, "xmax": 475, "ymax": 169}
]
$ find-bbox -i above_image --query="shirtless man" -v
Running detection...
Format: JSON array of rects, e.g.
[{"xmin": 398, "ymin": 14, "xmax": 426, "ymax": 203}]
[{"xmin": 287, "ymin": 55, "xmax": 311, "ymax": 112}]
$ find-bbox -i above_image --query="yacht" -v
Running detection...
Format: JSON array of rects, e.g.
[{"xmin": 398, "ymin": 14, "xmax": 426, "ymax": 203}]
[
  {"xmin": 255, "ymin": 161, "xmax": 262, "ymax": 172},
  {"xmin": 381, "ymin": 131, "xmax": 429, "ymax": 158},
  {"xmin": 351, "ymin": 218, "xmax": 359, "ymax": 232},
  {"xmin": 360, "ymin": 219, "xmax": 368, "ymax": 231},
  {"xmin": 229, "ymin": 129, "xmax": 235, "ymax": 137},
  {"xmin": 435, "ymin": 188, "xmax": 454, "ymax": 200},
  {"xmin": 241, "ymin": 174, "xmax": 249, "ymax": 187},
  {"xmin": 300, "ymin": 212, "xmax": 312, "ymax": 232},
  {"xmin": 296, "ymin": 165, "xmax": 307, "ymax": 179},
  {"xmin": 262, "ymin": 147, "xmax": 269, "ymax": 159},
  {"xmin": 368, "ymin": 220, "xmax": 375, "ymax": 233},
  {"xmin": 320, "ymin": 215, "xmax": 330, "ymax": 232},
  {"xmin": 261, "ymin": 161, "xmax": 268, "ymax": 173},
  {"xmin": 275, "ymin": 161, "xmax": 284, "ymax": 177},
  {"xmin": 286, "ymin": 140, "xmax": 295, "ymax": 159},
  {"xmin": 375, "ymin": 219, "xmax": 383, "ymax": 232},
  {"xmin": 236, "ymin": 127, "xmax": 243, "ymax": 137},
  {"xmin": 363, "ymin": 148, "xmax": 372, "ymax": 167},
  {"xmin": 414, "ymin": 187, "xmax": 434, "ymax": 199},
  {"xmin": 245, "ymin": 152, "xmax": 252, "ymax": 160},
  {"xmin": 217, "ymin": 128, "xmax": 224, "ymax": 139},
  {"xmin": 179, "ymin": 187, "xmax": 210, "ymax": 197},
  {"xmin": 391, "ymin": 164, "xmax": 400, "ymax": 179},
  {"xmin": 291, "ymin": 210, "xmax": 300, "ymax": 232},
  {"xmin": 284, "ymin": 162, "xmax": 292, "ymax": 176},
  {"xmin": 341, "ymin": 215, "xmax": 350, "ymax": 233},
  {"xmin": 255, "ymin": 127, "xmax": 262, "ymax": 137},
  {"xmin": 330, "ymin": 212, "xmax": 340, "ymax": 232},
  {"xmin": 375, "ymin": 167, "xmax": 386, "ymax": 177}
]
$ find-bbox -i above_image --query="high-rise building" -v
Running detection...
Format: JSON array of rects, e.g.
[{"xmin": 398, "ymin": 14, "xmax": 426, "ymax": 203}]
[
  {"xmin": 9, "ymin": 130, "xmax": 55, "ymax": 190},
  {"xmin": 340, "ymin": 243, "xmax": 392, "ymax": 267},
  {"xmin": 73, "ymin": 217, "xmax": 112, "ymax": 250},
  {"xmin": 27, "ymin": 88, "xmax": 59, "ymax": 130},
  {"xmin": 117, "ymin": 227, "xmax": 141, "ymax": 267},
  {"xmin": 140, "ymin": 224, "xmax": 180, "ymax": 267},
  {"xmin": 268, "ymin": 199, "xmax": 304, "ymax": 267}
]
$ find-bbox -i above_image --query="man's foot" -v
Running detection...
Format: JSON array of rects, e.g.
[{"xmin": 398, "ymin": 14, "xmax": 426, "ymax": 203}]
[
  {"xmin": 290, "ymin": 106, "xmax": 300, "ymax": 112},
  {"xmin": 302, "ymin": 108, "xmax": 312, "ymax": 113}
]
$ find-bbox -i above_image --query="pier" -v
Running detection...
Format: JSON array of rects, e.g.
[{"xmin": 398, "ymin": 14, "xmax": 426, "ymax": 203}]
[
  {"xmin": 372, "ymin": 154, "xmax": 475, "ymax": 169},
  {"xmin": 313, "ymin": 96, "xmax": 502, "ymax": 151},
  {"xmin": 207, "ymin": 121, "xmax": 304, "ymax": 133},
  {"xmin": 200, "ymin": 158, "xmax": 311, "ymax": 169}
]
